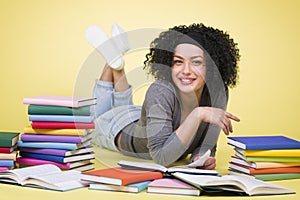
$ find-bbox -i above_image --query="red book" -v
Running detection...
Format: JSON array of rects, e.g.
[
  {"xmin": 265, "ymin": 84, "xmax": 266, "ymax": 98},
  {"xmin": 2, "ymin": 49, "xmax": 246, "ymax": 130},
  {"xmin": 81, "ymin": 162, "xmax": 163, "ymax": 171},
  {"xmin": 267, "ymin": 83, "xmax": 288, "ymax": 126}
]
[
  {"xmin": 0, "ymin": 147, "xmax": 16, "ymax": 153},
  {"xmin": 81, "ymin": 167, "xmax": 163, "ymax": 186},
  {"xmin": 229, "ymin": 162, "xmax": 300, "ymax": 174},
  {"xmin": 31, "ymin": 121, "xmax": 95, "ymax": 129}
]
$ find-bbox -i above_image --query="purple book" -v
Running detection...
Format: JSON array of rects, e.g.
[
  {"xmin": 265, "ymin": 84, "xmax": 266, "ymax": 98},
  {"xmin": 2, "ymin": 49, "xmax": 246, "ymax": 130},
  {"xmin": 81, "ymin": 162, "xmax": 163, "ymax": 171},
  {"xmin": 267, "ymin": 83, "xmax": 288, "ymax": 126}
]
[
  {"xmin": 20, "ymin": 133, "xmax": 87, "ymax": 143},
  {"xmin": 18, "ymin": 146, "xmax": 93, "ymax": 156}
]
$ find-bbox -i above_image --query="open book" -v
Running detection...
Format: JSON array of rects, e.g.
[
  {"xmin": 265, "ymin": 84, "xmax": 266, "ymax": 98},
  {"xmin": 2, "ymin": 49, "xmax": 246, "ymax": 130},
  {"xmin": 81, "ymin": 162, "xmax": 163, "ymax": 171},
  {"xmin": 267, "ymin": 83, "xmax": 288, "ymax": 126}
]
[
  {"xmin": 118, "ymin": 150, "xmax": 218, "ymax": 175},
  {"xmin": 173, "ymin": 172, "xmax": 295, "ymax": 196},
  {"xmin": 0, "ymin": 164, "xmax": 88, "ymax": 191}
]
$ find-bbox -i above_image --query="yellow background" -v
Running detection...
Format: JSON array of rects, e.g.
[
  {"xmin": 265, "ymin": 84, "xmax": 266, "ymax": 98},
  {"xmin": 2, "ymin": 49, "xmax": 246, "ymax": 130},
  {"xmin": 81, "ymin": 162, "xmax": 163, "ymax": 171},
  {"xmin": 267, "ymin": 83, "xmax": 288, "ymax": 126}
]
[{"xmin": 0, "ymin": 0, "xmax": 300, "ymax": 199}]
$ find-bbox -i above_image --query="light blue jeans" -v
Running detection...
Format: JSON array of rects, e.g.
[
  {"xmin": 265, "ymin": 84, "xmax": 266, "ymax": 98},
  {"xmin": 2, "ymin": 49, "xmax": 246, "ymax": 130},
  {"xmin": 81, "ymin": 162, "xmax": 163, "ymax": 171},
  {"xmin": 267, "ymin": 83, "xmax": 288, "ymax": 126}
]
[{"xmin": 92, "ymin": 80, "xmax": 141, "ymax": 151}]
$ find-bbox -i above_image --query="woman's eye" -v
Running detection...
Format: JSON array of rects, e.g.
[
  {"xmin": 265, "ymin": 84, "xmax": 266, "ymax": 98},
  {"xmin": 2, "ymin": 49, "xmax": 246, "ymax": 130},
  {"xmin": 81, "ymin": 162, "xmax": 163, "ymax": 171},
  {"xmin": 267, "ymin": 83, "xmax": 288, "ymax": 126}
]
[
  {"xmin": 173, "ymin": 60, "xmax": 183, "ymax": 65},
  {"xmin": 192, "ymin": 60, "xmax": 202, "ymax": 66}
]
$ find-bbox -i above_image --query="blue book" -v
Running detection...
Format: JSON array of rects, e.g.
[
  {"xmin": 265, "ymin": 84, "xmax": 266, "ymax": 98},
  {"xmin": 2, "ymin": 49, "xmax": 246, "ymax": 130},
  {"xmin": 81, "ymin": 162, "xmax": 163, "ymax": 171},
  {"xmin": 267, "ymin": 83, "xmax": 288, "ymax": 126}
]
[
  {"xmin": 228, "ymin": 135, "xmax": 300, "ymax": 150},
  {"xmin": 29, "ymin": 115, "xmax": 93, "ymax": 123},
  {"xmin": 17, "ymin": 140, "xmax": 80, "ymax": 150},
  {"xmin": 89, "ymin": 181, "xmax": 151, "ymax": 193},
  {"xmin": 0, "ymin": 159, "xmax": 14, "ymax": 167},
  {"xmin": 20, "ymin": 152, "xmax": 95, "ymax": 163}
]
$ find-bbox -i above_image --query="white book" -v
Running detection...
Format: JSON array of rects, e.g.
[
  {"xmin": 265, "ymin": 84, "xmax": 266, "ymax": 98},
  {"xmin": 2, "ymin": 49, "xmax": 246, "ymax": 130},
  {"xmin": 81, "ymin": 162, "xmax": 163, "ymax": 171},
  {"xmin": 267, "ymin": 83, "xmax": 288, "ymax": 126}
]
[
  {"xmin": 173, "ymin": 172, "xmax": 295, "ymax": 196},
  {"xmin": 0, "ymin": 164, "xmax": 88, "ymax": 191}
]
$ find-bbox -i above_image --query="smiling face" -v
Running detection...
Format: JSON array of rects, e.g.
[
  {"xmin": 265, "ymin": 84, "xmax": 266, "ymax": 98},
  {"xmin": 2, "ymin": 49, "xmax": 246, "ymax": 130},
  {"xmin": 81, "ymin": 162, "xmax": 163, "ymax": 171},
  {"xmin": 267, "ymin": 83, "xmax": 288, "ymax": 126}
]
[{"xmin": 171, "ymin": 43, "xmax": 206, "ymax": 99}]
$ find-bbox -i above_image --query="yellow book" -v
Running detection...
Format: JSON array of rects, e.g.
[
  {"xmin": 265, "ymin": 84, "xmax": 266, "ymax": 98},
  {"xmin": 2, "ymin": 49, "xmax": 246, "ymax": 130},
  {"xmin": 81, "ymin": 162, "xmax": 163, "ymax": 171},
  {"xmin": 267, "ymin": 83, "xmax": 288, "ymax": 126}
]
[
  {"xmin": 23, "ymin": 126, "xmax": 92, "ymax": 136},
  {"xmin": 236, "ymin": 148, "xmax": 300, "ymax": 157}
]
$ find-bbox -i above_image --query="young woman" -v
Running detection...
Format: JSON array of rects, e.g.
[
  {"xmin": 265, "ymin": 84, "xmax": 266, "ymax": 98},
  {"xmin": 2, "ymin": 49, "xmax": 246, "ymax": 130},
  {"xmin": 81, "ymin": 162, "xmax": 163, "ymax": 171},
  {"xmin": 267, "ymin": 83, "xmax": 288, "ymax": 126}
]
[{"xmin": 87, "ymin": 23, "xmax": 240, "ymax": 169}]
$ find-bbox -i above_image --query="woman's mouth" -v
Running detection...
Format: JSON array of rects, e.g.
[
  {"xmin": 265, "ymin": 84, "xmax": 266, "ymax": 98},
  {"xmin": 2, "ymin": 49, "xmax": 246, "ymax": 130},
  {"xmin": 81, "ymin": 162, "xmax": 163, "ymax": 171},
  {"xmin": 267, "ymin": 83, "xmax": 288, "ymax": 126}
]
[{"xmin": 180, "ymin": 78, "xmax": 195, "ymax": 85}]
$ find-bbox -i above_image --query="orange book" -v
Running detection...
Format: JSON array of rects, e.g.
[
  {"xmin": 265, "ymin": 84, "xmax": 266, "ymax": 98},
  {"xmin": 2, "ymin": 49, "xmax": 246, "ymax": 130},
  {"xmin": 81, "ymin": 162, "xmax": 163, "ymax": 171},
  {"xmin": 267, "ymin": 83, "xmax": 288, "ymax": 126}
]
[
  {"xmin": 230, "ymin": 162, "xmax": 300, "ymax": 174},
  {"xmin": 81, "ymin": 167, "xmax": 163, "ymax": 186}
]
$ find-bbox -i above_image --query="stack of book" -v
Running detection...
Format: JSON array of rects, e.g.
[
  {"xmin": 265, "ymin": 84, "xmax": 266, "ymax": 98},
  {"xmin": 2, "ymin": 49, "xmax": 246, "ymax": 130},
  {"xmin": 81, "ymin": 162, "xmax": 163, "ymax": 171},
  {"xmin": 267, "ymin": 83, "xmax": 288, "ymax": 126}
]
[
  {"xmin": 0, "ymin": 132, "xmax": 20, "ymax": 172},
  {"xmin": 16, "ymin": 96, "xmax": 97, "ymax": 172},
  {"xmin": 227, "ymin": 135, "xmax": 300, "ymax": 181}
]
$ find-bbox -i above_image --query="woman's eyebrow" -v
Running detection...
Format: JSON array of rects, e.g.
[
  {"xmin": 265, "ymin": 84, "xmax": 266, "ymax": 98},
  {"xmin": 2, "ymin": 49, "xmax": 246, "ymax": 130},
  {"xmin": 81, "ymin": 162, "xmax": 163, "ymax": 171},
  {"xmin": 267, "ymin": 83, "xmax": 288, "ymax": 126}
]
[{"xmin": 173, "ymin": 55, "xmax": 204, "ymax": 59}]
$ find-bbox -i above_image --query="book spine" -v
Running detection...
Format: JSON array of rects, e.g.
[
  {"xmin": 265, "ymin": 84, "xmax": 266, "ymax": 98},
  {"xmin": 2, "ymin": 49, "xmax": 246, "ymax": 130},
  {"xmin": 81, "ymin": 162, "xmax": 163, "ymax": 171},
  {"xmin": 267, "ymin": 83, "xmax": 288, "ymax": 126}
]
[
  {"xmin": 0, "ymin": 159, "xmax": 15, "ymax": 167},
  {"xmin": 31, "ymin": 121, "xmax": 95, "ymax": 129},
  {"xmin": 17, "ymin": 141, "xmax": 77, "ymax": 150},
  {"xmin": 20, "ymin": 134, "xmax": 83, "ymax": 143},
  {"xmin": 29, "ymin": 115, "xmax": 93, "ymax": 123},
  {"xmin": 19, "ymin": 147, "xmax": 68, "ymax": 156},
  {"xmin": 20, "ymin": 152, "xmax": 65, "ymax": 163},
  {"xmin": 0, "ymin": 148, "xmax": 11, "ymax": 153},
  {"xmin": 23, "ymin": 127, "xmax": 90, "ymax": 136},
  {"xmin": 28, "ymin": 105, "xmax": 91, "ymax": 116},
  {"xmin": 16, "ymin": 157, "xmax": 71, "ymax": 169}
]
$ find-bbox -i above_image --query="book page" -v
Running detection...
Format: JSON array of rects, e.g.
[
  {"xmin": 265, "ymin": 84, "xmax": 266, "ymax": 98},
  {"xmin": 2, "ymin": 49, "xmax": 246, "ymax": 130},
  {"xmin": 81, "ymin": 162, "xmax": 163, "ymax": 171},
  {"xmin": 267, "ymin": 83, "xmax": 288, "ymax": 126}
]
[
  {"xmin": 0, "ymin": 164, "xmax": 61, "ymax": 183},
  {"xmin": 23, "ymin": 170, "xmax": 87, "ymax": 191},
  {"xmin": 118, "ymin": 160, "xmax": 167, "ymax": 172}
]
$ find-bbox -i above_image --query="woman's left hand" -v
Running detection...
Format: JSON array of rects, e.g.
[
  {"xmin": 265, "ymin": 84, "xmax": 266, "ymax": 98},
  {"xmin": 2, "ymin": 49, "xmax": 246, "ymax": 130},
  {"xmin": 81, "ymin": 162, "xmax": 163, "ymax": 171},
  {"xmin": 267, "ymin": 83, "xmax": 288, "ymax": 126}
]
[{"xmin": 193, "ymin": 156, "xmax": 216, "ymax": 170}]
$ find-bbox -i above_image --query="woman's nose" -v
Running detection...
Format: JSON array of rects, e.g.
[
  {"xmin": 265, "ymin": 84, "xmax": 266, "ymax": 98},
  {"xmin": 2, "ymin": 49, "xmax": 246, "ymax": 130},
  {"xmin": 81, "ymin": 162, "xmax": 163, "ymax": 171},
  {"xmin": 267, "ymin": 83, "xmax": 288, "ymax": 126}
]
[{"xmin": 182, "ymin": 61, "xmax": 192, "ymax": 74}]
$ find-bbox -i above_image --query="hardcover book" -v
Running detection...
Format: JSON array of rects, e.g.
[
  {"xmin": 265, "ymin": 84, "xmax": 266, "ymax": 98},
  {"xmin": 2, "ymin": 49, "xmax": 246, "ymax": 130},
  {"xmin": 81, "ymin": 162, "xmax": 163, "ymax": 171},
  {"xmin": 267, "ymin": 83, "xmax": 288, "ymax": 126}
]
[
  {"xmin": 20, "ymin": 133, "xmax": 93, "ymax": 143},
  {"xmin": 0, "ymin": 164, "xmax": 88, "ymax": 191},
  {"xmin": 18, "ymin": 146, "xmax": 93, "ymax": 157},
  {"xmin": 0, "ymin": 151, "xmax": 18, "ymax": 161},
  {"xmin": 19, "ymin": 151, "xmax": 95, "ymax": 163},
  {"xmin": 23, "ymin": 96, "xmax": 96, "ymax": 108},
  {"xmin": 89, "ymin": 181, "xmax": 151, "ymax": 193},
  {"xmin": 147, "ymin": 178, "xmax": 200, "ymax": 196},
  {"xmin": 81, "ymin": 167, "xmax": 163, "ymax": 186},
  {"xmin": 235, "ymin": 148, "xmax": 300, "ymax": 157},
  {"xmin": 23, "ymin": 126, "xmax": 92, "ymax": 136},
  {"xmin": 28, "ymin": 105, "xmax": 91, "ymax": 116},
  {"xmin": 29, "ymin": 115, "xmax": 93, "ymax": 123},
  {"xmin": 228, "ymin": 135, "xmax": 300, "ymax": 150},
  {"xmin": 173, "ymin": 172, "xmax": 295, "ymax": 196},
  {"xmin": 16, "ymin": 157, "xmax": 94, "ymax": 171},
  {"xmin": 17, "ymin": 140, "xmax": 91, "ymax": 150},
  {"xmin": 0, "ymin": 132, "xmax": 20, "ymax": 148},
  {"xmin": 31, "ymin": 121, "xmax": 95, "ymax": 129}
]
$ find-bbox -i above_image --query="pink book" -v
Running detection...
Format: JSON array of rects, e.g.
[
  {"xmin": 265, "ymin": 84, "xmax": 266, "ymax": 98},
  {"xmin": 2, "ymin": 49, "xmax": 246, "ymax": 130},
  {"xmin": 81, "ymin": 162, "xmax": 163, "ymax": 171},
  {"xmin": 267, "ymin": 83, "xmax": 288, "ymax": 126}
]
[
  {"xmin": 147, "ymin": 178, "xmax": 200, "ymax": 196},
  {"xmin": 23, "ymin": 96, "xmax": 96, "ymax": 108},
  {"xmin": 31, "ymin": 121, "xmax": 95, "ymax": 129},
  {"xmin": 0, "ymin": 166, "xmax": 8, "ymax": 172}
]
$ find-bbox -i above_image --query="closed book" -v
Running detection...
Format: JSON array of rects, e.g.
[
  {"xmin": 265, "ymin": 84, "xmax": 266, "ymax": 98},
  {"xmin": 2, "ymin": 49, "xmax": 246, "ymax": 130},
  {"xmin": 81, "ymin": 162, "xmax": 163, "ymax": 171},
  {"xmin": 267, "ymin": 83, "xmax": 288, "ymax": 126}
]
[
  {"xmin": 0, "ymin": 146, "xmax": 17, "ymax": 153},
  {"xmin": 235, "ymin": 148, "xmax": 300, "ymax": 157},
  {"xmin": 23, "ymin": 126, "xmax": 92, "ymax": 136},
  {"xmin": 229, "ymin": 162, "xmax": 300, "ymax": 174},
  {"xmin": 31, "ymin": 121, "xmax": 95, "ymax": 129},
  {"xmin": 147, "ymin": 178, "xmax": 200, "ymax": 196},
  {"xmin": 245, "ymin": 156, "xmax": 300, "ymax": 163},
  {"xmin": 0, "ymin": 132, "xmax": 20, "ymax": 147},
  {"xmin": 0, "ymin": 166, "xmax": 8, "ymax": 172},
  {"xmin": 20, "ymin": 133, "xmax": 92, "ymax": 143},
  {"xmin": 29, "ymin": 115, "xmax": 93, "ymax": 123},
  {"xmin": 0, "ymin": 151, "xmax": 17, "ymax": 161},
  {"xmin": 28, "ymin": 105, "xmax": 91, "ymax": 116},
  {"xmin": 89, "ymin": 181, "xmax": 151, "ymax": 193},
  {"xmin": 18, "ymin": 146, "xmax": 94, "ymax": 157},
  {"xmin": 253, "ymin": 173, "xmax": 300, "ymax": 181},
  {"xmin": 16, "ymin": 157, "xmax": 93, "ymax": 171},
  {"xmin": 23, "ymin": 96, "xmax": 96, "ymax": 108},
  {"xmin": 231, "ymin": 156, "xmax": 300, "ymax": 169},
  {"xmin": 228, "ymin": 135, "xmax": 300, "ymax": 150},
  {"xmin": 17, "ymin": 140, "xmax": 90, "ymax": 150},
  {"xmin": 20, "ymin": 152, "xmax": 94, "ymax": 163},
  {"xmin": 81, "ymin": 167, "xmax": 163, "ymax": 186},
  {"xmin": 0, "ymin": 159, "xmax": 15, "ymax": 167}
]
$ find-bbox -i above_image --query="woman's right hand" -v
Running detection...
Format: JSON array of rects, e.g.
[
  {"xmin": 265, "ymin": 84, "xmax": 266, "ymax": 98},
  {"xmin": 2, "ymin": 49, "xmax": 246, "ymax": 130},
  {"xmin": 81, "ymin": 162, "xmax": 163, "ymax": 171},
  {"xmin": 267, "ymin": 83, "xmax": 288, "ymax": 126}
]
[{"xmin": 196, "ymin": 107, "xmax": 240, "ymax": 135}]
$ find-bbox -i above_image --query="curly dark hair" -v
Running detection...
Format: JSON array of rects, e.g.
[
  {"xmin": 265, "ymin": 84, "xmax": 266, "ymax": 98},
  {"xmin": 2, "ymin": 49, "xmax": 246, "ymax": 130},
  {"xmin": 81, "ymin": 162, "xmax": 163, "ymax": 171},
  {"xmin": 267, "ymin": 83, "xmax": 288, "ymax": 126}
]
[{"xmin": 143, "ymin": 23, "xmax": 240, "ymax": 88}]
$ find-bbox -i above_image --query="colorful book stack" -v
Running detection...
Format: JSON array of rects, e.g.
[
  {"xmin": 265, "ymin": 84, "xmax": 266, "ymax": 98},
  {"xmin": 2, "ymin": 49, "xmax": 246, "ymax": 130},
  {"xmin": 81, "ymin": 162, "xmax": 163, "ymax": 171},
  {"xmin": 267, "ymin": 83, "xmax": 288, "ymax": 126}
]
[
  {"xmin": 227, "ymin": 135, "xmax": 300, "ymax": 181},
  {"xmin": 0, "ymin": 132, "xmax": 20, "ymax": 172},
  {"xmin": 16, "ymin": 96, "xmax": 97, "ymax": 172}
]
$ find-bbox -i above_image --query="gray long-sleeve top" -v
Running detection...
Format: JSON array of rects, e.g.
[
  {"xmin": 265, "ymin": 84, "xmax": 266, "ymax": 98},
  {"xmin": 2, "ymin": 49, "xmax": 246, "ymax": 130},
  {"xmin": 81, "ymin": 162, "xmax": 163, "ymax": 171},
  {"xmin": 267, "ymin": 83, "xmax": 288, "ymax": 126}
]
[{"xmin": 119, "ymin": 80, "xmax": 227, "ymax": 167}]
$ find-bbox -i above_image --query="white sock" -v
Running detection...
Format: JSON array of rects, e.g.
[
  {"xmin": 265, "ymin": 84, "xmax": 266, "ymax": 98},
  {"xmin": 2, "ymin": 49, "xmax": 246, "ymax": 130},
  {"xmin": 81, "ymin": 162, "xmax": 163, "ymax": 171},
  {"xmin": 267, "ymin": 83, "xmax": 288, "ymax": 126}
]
[
  {"xmin": 111, "ymin": 23, "xmax": 130, "ymax": 53},
  {"xmin": 85, "ymin": 25, "xmax": 123, "ymax": 70}
]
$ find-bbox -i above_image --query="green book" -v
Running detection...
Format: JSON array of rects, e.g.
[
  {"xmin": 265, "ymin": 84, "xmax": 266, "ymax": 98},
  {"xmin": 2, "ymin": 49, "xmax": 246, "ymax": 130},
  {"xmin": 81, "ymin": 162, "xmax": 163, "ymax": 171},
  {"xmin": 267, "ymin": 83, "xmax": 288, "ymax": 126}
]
[
  {"xmin": 28, "ymin": 105, "xmax": 91, "ymax": 116},
  {"xmin": 0, "ymin": 132, "xmax": 20, "ymax": 147},
  {"xmin": 254, "ymin": 173, "xmax": 300, "ymax": 181},
  {"xmin": 246, "ymin": 156, "xmax": 300, "ymax": 163}
]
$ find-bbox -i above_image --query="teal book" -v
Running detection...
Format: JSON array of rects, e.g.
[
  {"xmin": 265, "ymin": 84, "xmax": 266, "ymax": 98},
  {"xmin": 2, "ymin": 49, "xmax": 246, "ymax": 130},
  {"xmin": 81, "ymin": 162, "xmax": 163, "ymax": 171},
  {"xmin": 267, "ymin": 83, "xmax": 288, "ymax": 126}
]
[
  {"xmin": 89, "ymin": 181, "xmax": 151, "ymax": 193},
  {"xmin": 0, "ymin": 132, "xmax": 20, "ymax": 147},
  {"xmin": 228, "ymin": 136, "xmax": 300, "ymax": 150},
  {"xmin": 28, "ymin": 105, "xmax": 91, "ymax": 116}
]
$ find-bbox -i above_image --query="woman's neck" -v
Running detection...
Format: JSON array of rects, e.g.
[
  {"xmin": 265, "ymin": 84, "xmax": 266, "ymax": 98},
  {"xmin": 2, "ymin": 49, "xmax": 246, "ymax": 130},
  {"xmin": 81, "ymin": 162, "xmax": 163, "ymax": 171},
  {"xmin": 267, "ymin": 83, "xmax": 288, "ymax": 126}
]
[{"xmin": 179, "ymin": 89, "xmax": 203, "ymax": 121}]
